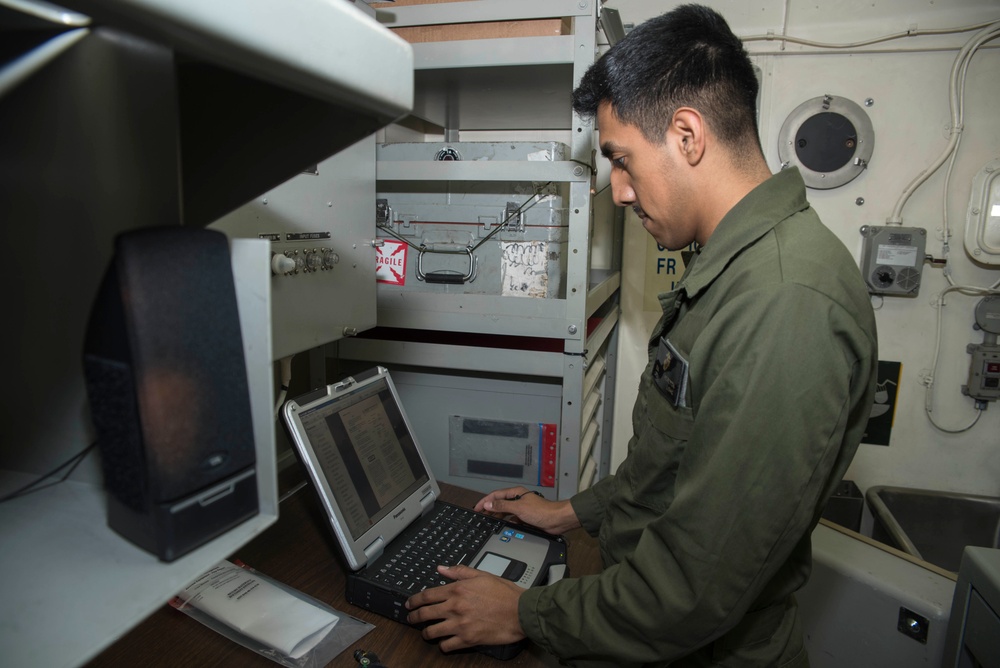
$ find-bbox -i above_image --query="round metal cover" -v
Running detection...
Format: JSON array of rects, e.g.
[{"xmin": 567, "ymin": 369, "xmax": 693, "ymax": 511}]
[
  {"xmin": 974, "ymin": 296, "xmax": 1000, "ymax": 334},
  {"xmin": 778, "ymin": 95, "xmax": 874, "ymax": 189}
]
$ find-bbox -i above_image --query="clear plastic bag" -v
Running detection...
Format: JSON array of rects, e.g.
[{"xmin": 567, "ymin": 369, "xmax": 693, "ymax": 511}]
[{"xmin": 170, "ymin": 560, "xmax": 373, "ymax": 667}]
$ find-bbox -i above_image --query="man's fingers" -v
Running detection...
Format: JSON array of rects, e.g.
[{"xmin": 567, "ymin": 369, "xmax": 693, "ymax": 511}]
[
  {"xmin": 404, "ymin": 569, "xmax": 526, "ymax": 652},
  {"xmin": 418, "ymin": 614, "xmax": 458, "ymax": 641},
  {"xmin": 405, "ymin": 601, "xmax": 435, "ymax": 625},
  {"xmin": 417, "ymin": 615, "xmax": 476, "ymax": 652},
  {"xmin": 407, "ymin": 600, "xmax": 447, "ymax": 627},
  {"xmin": 485, "ymin": 494, "xmax": 532, "ymax": 517},
  {"xmin": 405, "ymin": 577, "xmax": 452, "ymax": 611},
  {"xmin": 410, "ymin": 596, "xmax": 479, "ymax": 652},
  {"xmin": 441, "ymin": 564, "xmax": 480, "ymax": 581},
  {"xmin": 406, "ymin": 566, "xmax": 478, "ymax": 619},
  {"xmin": 483, "ymin": 497, "xmax": 508, "ymax": 514},
  {"xmin": 437, "ymin": 633, "xmax": 474, "ymax": 652},
  {"xmin": 475, "ymin": 487, "xmax": 528, "ymax": 513}
]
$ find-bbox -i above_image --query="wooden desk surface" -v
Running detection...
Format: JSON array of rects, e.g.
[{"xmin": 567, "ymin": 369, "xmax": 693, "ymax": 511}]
[{"xmin": 88, "ymin": 482, "xmax": 601, "ymax": 668}]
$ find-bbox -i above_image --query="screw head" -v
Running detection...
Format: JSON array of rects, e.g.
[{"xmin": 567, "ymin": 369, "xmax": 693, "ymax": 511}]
[{"xmin": 864, "ymin": 98, "xmax": 875, "ymax": 107}]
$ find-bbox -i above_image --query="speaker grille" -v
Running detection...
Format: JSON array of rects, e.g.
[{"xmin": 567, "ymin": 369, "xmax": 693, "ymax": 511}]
[
  {"xmin": 896, "ymin": 267, "xmax": 920, "ymax": 292},
  {"xmin": 86, "ymin": 227, "xmax": 256, "ymax": 506},
  {"xmin": 83, "ymin": 357, "xmax": 147, "ymax": 511}
]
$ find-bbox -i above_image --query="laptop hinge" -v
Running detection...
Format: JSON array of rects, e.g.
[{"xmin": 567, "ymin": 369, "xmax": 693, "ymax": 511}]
[
  {"xmin": 419, "ymin": 488, "xmax": 436, "ymax": 516},
  {"xmin": 363, "ymin": 536, "xmax": 385, "ymax": 564}
]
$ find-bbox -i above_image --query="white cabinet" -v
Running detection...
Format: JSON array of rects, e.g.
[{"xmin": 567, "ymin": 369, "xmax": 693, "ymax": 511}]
[{"xmin": 0, "ymin": 1, "xmax": 412, "ymax": 665}]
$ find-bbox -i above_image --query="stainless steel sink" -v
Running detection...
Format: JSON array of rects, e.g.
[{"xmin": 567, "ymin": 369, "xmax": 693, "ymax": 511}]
[{"xmin": 866, "ymin": 486, "xmax": 1000, "ymax": 572}]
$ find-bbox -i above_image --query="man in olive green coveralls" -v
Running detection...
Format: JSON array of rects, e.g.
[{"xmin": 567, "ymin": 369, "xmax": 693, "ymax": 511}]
[{"xmin": 405, "ymin": 5, "xmax": 878, "ymax": 666}]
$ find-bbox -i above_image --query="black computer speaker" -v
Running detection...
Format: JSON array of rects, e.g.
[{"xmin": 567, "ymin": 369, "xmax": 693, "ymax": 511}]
[{"xmin": 83, "ymin": 226, "xmax": 258, "ymax": 562}]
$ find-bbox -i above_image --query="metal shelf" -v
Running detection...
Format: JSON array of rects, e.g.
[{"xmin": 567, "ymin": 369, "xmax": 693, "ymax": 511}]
[
  {"xmin": 377, "ymin": 0, "xmax": 595, "ymax": 131},
  {"xmin": 376, "ymin": 292, "xmax": 579, "ymax": 339},
  {"xmin": 338, "ymin": 286, "xmax": 620, "ymax": 379},
  {"xmin": 0, "ymin": 241, "xmax": 277, "ymax": 668},
  {"xmin": 339, "ymin": 338, "xmax": 566, "ymax": 377},
  {"xmin": 412, "ymin": 35, "xmax": 576, "ymax": 69},
  {"xmin": 373, "ymin": 268, "xmax": 620, "ymax": 340},
  {"xmin": 377, "ymin": 159, "xmax": 588, "ymax": 182},
  {"xmin": 374, "ymin": 0, "xmax": 592, "ymax": 26}
]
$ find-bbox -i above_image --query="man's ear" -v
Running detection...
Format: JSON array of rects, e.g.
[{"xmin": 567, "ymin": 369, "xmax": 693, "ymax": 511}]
[{"xmin": 671, "ymin": 108, "xmax": 705, "ymax": 166}]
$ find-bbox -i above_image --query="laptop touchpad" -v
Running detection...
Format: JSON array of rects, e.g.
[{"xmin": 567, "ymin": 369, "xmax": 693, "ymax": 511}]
[{"xmin": 475, "ymin": 552, "xmax": 527, "ymax": 583}]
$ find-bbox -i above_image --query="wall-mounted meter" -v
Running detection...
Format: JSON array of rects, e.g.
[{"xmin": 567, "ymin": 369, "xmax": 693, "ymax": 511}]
[
  {"xmin": 963, "ymin": 296, "xmax": 1000, "ymax": 404},
  {"xmin": 859, "ymin": 225, "xmax": 927, "ymax": 297}
]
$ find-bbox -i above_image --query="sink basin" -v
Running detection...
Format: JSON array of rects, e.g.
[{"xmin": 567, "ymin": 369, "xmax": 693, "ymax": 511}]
[{"xmin": 866, "ymin": 486, "xmax": 1000, "ymax": 572}]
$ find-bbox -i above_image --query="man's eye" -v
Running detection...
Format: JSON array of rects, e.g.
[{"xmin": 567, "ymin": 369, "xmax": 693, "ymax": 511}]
[{"xmin": 613, "ymin": 157, "xmax": 626, "ymax": 169}]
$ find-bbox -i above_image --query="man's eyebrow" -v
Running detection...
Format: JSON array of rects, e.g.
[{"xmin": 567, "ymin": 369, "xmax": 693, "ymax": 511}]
[{"xmin": 600, "ymin": 142, "xmax": 622, "ymax": 159}]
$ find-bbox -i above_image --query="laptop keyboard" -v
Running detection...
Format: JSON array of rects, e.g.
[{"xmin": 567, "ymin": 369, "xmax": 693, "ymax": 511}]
[{"xmin": 370, "ymin": 503, "xmax": 504, "ymax": 593}]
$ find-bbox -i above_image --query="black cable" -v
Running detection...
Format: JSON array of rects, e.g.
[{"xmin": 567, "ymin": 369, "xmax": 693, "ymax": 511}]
[
  {"xmin": 469, "ymin": 184, "xmax": 553, "ymax": 252},
  {"xmin": 0, "ymin": 441, "xmax": 99, "ymax": 504},
  {"xmin": 376, "ymin": 182, "xmax": 555, "ymax": 255}
]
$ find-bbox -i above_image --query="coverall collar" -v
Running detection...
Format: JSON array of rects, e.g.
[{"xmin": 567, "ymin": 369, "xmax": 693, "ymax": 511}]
[{"xmin": 670, "ymin": 167, "xmax": 811, "ymax": 304}]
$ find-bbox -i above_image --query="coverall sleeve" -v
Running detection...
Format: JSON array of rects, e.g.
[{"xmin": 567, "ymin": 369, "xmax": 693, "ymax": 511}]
[{"xmin": 570, "ymin": 469, "xmax": 621, "ymax": 536}]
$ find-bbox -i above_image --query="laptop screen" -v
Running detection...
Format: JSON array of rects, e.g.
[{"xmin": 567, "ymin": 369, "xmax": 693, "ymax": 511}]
[{"xmin": 296, "ymin": 375, "xmax": 429, "ymax": 540}]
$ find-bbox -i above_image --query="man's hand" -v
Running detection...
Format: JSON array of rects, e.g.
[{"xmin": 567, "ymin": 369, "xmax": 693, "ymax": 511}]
[
  {"xmin": 405, "ymin": 565, "xmax": 525, "ymax": 652},
  {"xmin": 474, "ymin": 486, "xmax": 582, "ymax": 535}
]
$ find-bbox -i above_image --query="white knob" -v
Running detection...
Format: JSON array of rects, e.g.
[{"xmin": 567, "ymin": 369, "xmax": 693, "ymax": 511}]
[{"xmin": 271, "ymin": 253, "xmax": 296, "ymax": 275}]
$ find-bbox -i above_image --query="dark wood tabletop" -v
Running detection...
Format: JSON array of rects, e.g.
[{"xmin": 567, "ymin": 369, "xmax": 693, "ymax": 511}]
[{"xmin": 87, "ymin": 480, "xmax": 601, "ymax": 668}]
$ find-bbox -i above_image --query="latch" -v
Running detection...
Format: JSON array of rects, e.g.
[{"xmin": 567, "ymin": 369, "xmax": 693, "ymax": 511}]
[
  {"xmin": 375, "ymin": 198, "xmax": 391, "ymax": 225},
  {"xmin": 504, "ymin": 201, "xmax": 525, "ymax": 233}
]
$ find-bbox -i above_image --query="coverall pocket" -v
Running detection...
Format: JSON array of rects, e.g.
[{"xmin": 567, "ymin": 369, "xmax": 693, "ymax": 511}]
[
  {"xmin": 648, "ymin": 391, "xmax": 694, "ymax": 440},
  {"xmin": 624, "ymin": 385, "xmax": 695, "ymax": 511}
]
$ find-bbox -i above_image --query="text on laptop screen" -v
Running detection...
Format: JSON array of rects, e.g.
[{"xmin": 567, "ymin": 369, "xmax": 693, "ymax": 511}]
[{"xmin": 298, "ymin": 378, "xmax": 429, "ymax": 540}]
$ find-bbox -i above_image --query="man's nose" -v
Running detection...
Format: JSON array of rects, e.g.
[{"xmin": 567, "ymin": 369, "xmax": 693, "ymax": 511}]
[{"xmin": 611, "ymin": 171, "xmax": 635, "ymax": 207}]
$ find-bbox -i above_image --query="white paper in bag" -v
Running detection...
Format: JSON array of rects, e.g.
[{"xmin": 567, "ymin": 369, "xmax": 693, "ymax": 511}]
[{"xmin": 178, "ymin": 561, "xmax": 339, "ymax": 659}]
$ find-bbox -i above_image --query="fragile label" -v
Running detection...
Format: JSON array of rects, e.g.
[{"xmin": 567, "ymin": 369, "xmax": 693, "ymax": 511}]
[{"xmin": 377, "ymin": 239, "xmax": 408, "ymax": 285}]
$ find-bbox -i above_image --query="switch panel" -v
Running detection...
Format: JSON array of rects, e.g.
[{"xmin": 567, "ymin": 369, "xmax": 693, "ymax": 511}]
[
  {"xmin": 962, "ymin": 297, "xmax": 1000, "ymax": 403},
  {"xmin": 963, "ymin": 345, "xmax": 1000, "ymax": 402},
  {"xmin": 211, "ymin": 138, "xmax": 376, "ymax": 359}
]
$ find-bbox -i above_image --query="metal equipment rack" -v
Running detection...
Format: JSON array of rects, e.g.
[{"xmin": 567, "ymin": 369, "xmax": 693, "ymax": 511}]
[{"xmin": 340, "ymin": 0, "xmax": 623, "ymax": 499}]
